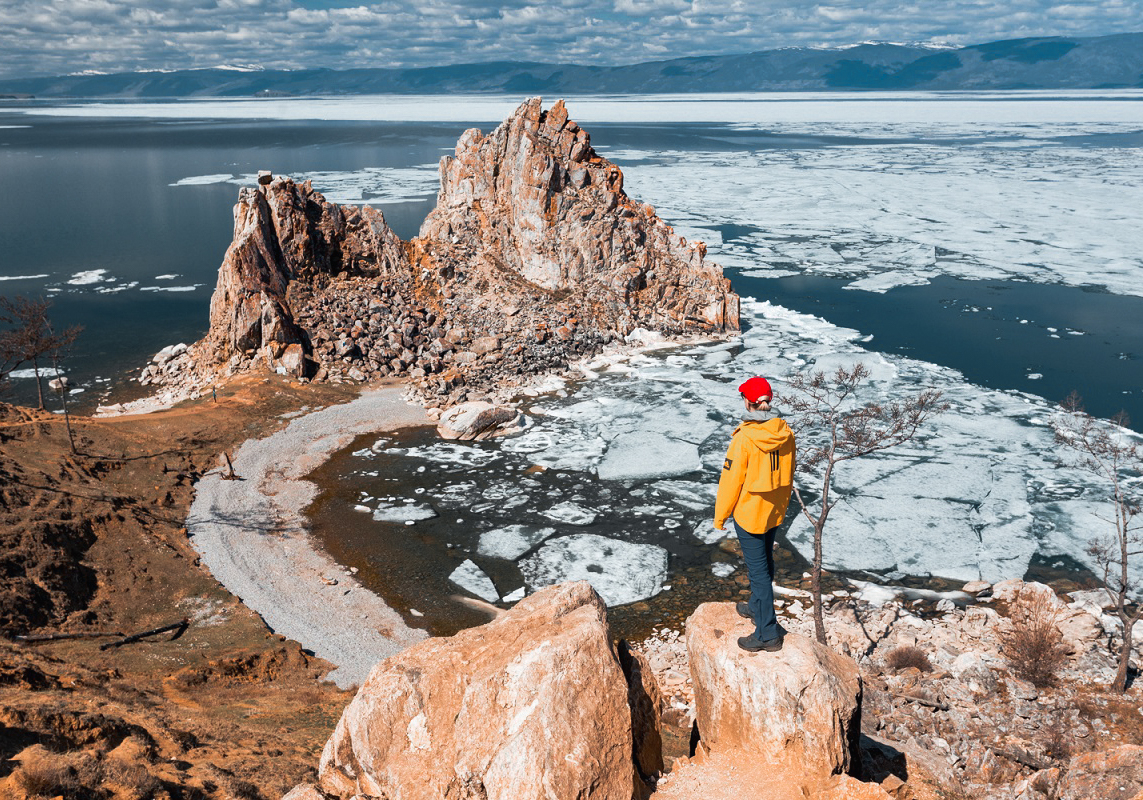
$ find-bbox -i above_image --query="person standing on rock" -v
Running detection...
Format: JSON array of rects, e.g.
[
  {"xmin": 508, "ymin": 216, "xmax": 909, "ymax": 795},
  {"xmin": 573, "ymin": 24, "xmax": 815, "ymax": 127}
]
[{"xmin": 714, "ymin": 376, "xmax": 796, "ymax": 652}]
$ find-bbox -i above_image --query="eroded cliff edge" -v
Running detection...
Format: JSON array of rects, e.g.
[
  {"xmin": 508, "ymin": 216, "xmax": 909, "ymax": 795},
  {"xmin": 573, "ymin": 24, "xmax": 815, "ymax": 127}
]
[{"xmin": 146, "ymin": 97, "xmax": 739, "ymax": 406}]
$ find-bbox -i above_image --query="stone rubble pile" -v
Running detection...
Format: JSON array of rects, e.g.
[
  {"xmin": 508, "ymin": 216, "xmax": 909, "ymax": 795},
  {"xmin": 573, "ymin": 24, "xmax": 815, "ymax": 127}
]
[{"xmin": 633, "ymin": 577, "xmax": 1143, "ymax": 800}]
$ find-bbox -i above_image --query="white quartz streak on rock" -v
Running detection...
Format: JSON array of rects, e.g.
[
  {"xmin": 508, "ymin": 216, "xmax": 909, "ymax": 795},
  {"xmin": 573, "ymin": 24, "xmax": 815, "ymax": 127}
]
[{"xmin": 186, "ymin": 388, "xmax": 430, "ymax": 688}]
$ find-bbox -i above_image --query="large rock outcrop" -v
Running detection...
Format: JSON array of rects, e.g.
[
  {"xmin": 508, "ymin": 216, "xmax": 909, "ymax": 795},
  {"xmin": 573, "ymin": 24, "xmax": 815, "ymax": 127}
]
[
  {"xmin": 418, "ymin": 97, "xmax": 738, "ymax": 333},
  {"xmin": 685, "ymin": 602, "xmax": 863, "ymax": 778},
  {"xmin": 203, "ymin": 178, "xmax": 410, "ymax": 377},
  {"xmin": 314, "ymin": 581, "xmax": 660, "ymax": 800},
  {"xmin": 156, "ymin": 98, "xmax": 739, "ymax": 405}
]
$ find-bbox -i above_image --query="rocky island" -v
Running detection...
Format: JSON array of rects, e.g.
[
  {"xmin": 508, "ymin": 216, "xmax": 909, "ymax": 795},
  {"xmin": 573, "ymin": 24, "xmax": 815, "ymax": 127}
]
[{"xmin": 140, "ymin": 97, "xmax": 738, "ymax": 411}]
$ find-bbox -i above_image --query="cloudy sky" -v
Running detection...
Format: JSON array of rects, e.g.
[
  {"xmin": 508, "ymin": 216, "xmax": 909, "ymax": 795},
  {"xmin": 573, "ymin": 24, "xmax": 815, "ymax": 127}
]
[{"xmin": 0, "ymin": 0, "xmax": 1140, "ymax": 79}]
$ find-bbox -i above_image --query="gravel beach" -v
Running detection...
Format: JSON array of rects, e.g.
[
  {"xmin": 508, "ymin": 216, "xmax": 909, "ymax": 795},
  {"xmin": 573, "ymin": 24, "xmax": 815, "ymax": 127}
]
[{"xmin": 186, "ymin": 387, "xmax": 431, "ymax": 687}]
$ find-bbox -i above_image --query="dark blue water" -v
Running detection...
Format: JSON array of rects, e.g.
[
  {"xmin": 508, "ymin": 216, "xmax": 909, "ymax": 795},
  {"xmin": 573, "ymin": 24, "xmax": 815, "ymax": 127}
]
[
  {"xmin": 0, "ymin": 113, "xmax": 456, "ymax": 407},
  {"xmin": 734, "ymin": 271, "xmax": 1143, "ymax": 426}
]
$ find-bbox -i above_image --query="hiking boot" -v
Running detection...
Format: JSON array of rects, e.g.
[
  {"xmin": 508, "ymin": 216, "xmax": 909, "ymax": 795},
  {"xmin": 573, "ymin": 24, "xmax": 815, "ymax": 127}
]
[
  {"xmin": 736, "ymin": 602, "xmax": 752, "ymax": 620},
  {"xmin": 737, "ymin": 634, "xmax": 783, "ymax": 653}
]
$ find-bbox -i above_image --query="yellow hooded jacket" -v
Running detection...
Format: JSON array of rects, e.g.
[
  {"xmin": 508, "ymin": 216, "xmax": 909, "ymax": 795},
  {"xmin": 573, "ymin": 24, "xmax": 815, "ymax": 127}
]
[{"xmin": 714, "ymin": 416, "xmax": 796, "ymax": 534}]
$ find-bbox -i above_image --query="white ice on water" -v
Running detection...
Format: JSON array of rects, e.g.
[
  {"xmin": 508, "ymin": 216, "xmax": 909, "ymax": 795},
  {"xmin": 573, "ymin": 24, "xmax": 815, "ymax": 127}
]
[
  {"xmin": 477, "ymin": 525, "xmax": 556, "ymax": 560},
  {"xmin": 614, "ymin": 129, "xmax": 1143, "ymax": 298},
  {"xmin": 170, "ymin": 165, "xmax": 440, "ymax": 205},
  {"xmin": 413, "ymin": 296, "xmax": 1137, "ymax": 594},
  {"xmin": 67, "ymin": 269, "xmax": 109, "ymax": 285},
  {"xmin": 300, "ymin": 92, "xmax": 1143, "ymax": 602},
  {"xmin": 519, "ymin": 534, "xmax": 669, "ymax": 607},
  {"xmin": 541, "ymin": 502, "xmax": 597, "ymax": 526},
  {"xmin": 150, "ymin": 92, "xmax": 1143, "ymax": 300},
  {"xmin": 596, "ymin": 431, "xmax": 701, "ymax": 481},
  {"xmin": 371, "ymin": 503, "xmax": 437, "ymax": 523},
  {"xmin": 449, "ymin": 559, "xmax": 500, "ymax": 603}
]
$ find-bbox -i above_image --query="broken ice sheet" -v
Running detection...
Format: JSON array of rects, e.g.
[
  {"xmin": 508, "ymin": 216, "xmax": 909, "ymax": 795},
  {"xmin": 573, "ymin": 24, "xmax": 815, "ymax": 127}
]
[
  {"xmin": 477, "ymin": 525, "xmax": 556, "ymax": 560},
  {"xmin": 449, "ymin": 559, "xmax": 500, "ymax": 603},
  {"xmin": 691, "ymin": 520, "xmax": 726, "ymax": 545},
  {"xmin": 596, "ymin": 431, "xmax": 702, "ymax": 481},
  {"xmin": 652, "ymin": 479, "xmax": 716, "ymax": 511},
  {"xmin": 389, "ymin": 442, "xmax": 502, "ymax": 469},
  {"xmin": 519, "ymin": 534, "xmax": 669, "ymax": 607},
  {"xmin": 541, "ymin": 501, "xmax": 597, "ymax": 526},
  {"xmin": 371, "ymin": 504, "xmax": 437, "ymax": 523}
]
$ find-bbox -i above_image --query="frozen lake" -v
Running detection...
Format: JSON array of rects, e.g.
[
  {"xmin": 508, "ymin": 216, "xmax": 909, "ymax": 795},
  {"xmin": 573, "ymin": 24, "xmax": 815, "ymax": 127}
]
[{"xmin": 2, "ymin": 92, "xmax": 1141, "ymax": 619}]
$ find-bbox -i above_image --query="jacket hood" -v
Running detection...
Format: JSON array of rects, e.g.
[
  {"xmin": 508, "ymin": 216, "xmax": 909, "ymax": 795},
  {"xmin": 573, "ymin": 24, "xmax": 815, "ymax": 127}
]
[{"xmin": 736, "ymin": 417, "xmax": 794, "ymax": 450}]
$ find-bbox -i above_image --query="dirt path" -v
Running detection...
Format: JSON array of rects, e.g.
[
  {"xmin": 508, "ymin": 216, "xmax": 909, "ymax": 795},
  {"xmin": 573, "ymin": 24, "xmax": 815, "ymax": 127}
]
[{"xmin": 186, "ymin": 386, "xmax": 432, "ymax": 687}]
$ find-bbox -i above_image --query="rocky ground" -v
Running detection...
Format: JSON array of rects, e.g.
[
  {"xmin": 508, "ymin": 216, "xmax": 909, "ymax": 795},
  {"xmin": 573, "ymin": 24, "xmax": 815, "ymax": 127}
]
[
  {"xmin": 635, "ymin": 577, "xmax": 1143, "ymax": 799},
  {"xmin": 3, "ymin": 375, "xmax": 1140, "ymax": 799},
  {"xmin": 0, "ymin": 378, "xmax": 364, "ymax": 800}
]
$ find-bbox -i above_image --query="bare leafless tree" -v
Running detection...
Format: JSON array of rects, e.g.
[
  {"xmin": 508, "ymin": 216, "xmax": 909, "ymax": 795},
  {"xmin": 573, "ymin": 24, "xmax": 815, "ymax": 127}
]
[
  {"xmin": 785, "ymin": 363, "xmax": 948, "ymax": 644},
  {"xmin": 0, "ymin": 295, "xmax": 81, "ymax": 411},
  {"xmin": 1052, "ymin": 392, "xmax": 1142, "ymax": 693}
]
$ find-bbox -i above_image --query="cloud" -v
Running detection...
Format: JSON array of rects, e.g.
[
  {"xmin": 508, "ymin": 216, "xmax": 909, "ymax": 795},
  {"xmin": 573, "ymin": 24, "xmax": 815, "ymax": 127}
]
[{"xmin": 0, "ymin": 0, "xmax": 1139, "ymax": 79}]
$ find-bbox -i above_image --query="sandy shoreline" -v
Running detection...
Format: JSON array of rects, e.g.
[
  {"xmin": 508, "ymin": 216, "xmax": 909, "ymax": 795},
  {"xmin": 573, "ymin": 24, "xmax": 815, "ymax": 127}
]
[{"xmin": 186, "ymin": 387, "xmax": 431, "ymax": 688}]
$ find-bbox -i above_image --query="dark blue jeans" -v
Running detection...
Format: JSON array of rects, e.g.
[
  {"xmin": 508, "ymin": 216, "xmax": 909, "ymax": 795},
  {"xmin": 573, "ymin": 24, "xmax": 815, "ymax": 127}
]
[{"xmin": 733, "ymin": 518, "xmax": 783, "ymax": 641}]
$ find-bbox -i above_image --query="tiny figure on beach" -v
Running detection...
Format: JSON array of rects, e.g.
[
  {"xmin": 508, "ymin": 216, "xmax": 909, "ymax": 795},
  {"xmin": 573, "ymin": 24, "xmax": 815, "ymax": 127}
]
[{"xmin": 713, "ymin": 375, "xmax": 796, "ymax": 652}]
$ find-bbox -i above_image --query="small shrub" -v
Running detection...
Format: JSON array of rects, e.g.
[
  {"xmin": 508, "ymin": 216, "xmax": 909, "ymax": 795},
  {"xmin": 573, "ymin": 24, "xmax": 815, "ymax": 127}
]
[
  {"xmin": 104, "ymin": 761, "xmax": 162, "ymax": 800},
  {"xmin": 15, "ymin": 751, "xmax": 103, "ymax": 799},
  {"xmin": 884, "ymin": 645, "xmax": 933, "ymax": 673},
  {"xmin": 1043, "ymin": 712, "xmax": 1072, "ymax": 762},
  {"xmin": 1000, "ymin": 589, "xmax": 1069, "ymax": 688}
]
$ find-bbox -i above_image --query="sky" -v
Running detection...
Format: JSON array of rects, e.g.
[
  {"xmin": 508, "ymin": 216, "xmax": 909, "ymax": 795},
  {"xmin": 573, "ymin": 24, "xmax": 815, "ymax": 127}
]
[{"xmin": 0, "ymin": 0, "xmax": 1140, "ymax": 80}]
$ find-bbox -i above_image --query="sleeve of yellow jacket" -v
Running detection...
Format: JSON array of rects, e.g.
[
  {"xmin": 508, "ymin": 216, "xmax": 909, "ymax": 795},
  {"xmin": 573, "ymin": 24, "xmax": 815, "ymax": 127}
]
[{"xmin": 714, "ymin": 431, "xmax": 747, "ymax": 530}]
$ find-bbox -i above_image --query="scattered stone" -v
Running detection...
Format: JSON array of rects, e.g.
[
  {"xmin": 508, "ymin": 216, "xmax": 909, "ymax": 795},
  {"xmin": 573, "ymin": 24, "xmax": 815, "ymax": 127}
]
[{"xmin": 437, "ymin": 401, "xmax": 526, "ymax": 441}]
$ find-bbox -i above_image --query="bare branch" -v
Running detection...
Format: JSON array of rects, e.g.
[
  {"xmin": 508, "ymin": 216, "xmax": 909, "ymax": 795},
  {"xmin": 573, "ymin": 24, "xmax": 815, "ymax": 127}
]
[{"xmin": 785, "ymin": 362, "xmax": 947, "ymax": 644}]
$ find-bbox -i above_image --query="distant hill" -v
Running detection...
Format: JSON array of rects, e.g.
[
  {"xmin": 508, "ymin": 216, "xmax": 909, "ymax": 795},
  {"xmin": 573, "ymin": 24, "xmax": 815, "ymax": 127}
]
[{"xmin": 2, "ymin": 33, "xmax": 1141, "ymax": 97}]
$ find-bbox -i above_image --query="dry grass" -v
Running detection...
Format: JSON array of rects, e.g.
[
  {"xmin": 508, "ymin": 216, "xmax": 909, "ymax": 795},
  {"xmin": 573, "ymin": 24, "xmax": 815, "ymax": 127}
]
[
  {"xmin": 104, "ymin": 760, "xmax": 163, "ymax": 800},
  {"xmin": 885, "ymin": 645, "xmax": 933, "ymax": 673},
  {"xmin": 14, "ymin": 750, "xmax": 103, "ymax": 799},
  {"xmin": 1042, "ymin": 712, "xmax": 1072, "ymax": 762},
  {"xmin": 1000, "ymin": 589, "xmax": 1069, "ymax": 688}
]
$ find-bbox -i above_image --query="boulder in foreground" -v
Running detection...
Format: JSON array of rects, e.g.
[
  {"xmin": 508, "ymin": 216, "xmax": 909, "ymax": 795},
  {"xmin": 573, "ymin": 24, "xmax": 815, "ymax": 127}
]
[
  {"xmin": 315, "ymin": 581, "xmax": 659, "ymax": 800},
  {"xmin": 685, "ymin": 602, "xmax": 863, "ymax": 778}
]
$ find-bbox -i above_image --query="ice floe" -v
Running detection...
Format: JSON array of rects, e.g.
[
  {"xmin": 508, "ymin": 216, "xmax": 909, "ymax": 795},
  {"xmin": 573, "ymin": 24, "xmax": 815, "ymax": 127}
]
[
  {"xmin": 136, "ymin": 92, "xmax": 1143, "ymax": 301},
  {"xmin": 477, "ymin": 525, "xmax": 556, "ymax": 560},
  {"xmin": 67, "ymin": 269, "xmax": 109, "ymax": 285},
  {"xmin": 449, "ymin": 559, "xmax": 500, "ymax": 603},
  {"xmin": 519, "ymin": 534, "xmax": 669, "ymax": 607},
  {"xmin": 171, "ymin": 165, "xmax": 440, "ymax": 205},
  {"xmin": 541, "ymin": 502, "xmax": 597, "ymax": 526},
  {"xmin": 381, "ymin": 295, "xmax": 1140, "ymax": 594},
  {"xmin": 371, "ymin": 503, "xmax": 437, "ymax": 523},
  {"xmin": 711, "ymin": 562, "xmax": 736, "ymax": 578},
  {"xmin": 596, "ymin": 431, "xmax": 702, "ymax": 481}
]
